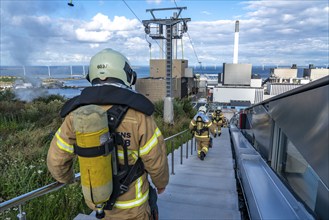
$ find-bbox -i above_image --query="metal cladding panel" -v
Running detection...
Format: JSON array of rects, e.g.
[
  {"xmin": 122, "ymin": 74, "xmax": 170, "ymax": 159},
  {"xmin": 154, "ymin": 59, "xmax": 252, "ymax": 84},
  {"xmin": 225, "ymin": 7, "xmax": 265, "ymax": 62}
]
[
  {"xmin": 213, "ymin": 87, "xmax": 256, "ymax": 103},
  {"xmin": 239, "ymin": 154, "xmax": 314, "ymax": 220},
  {"xmin": 254, "ymin": 89, "xmax": 264, "ymax": 104},
  {"xmin": 230, "ymin": 126, "xmax": 314, "ymax": 220},
  {"xmin": 269, "ymin": 84, "xmax": 329, "ymax": 188},
  {"xmin": 251, "ymin": 105, "xmax": 273, "ymax": 161},
  {"xmin": 223, "ymin": 64, "xmax": 252, "ymax": 85},
  {"xmin": 268, "ymin": 84, "xmax": 301, "ymax": 95}
]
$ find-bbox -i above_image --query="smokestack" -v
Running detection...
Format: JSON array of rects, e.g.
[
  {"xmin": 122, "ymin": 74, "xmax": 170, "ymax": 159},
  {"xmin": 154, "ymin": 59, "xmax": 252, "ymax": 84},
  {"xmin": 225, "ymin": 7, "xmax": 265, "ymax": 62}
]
[{"xmin": 233, "ymin": 20, "xmax": 239, "ymax": 64}]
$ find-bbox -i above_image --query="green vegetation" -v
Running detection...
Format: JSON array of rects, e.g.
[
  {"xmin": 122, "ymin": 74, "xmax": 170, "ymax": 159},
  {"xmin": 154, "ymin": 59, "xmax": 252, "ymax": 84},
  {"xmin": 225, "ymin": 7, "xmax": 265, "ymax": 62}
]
[
  {"xmin": 0, "ymin": 90, "xmax": 196, "ymax": 219},
  {"xmin": 0, "ymin": 76, "xmax": 16, "ymax": 83}
]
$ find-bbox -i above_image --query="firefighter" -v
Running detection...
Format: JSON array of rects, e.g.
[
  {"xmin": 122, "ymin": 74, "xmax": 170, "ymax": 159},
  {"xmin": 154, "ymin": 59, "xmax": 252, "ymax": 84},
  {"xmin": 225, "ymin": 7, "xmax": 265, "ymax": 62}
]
[
  {"xmin": 47, "ymin": 48, "xmax": 169, "ymax": 220},
  {"xmin": 211, "ymin": 106, "xmax": 224, "ymax": 137},
  {"xmin": 189, "ymin": 106, "xmax": 216, "ymax": 160}
]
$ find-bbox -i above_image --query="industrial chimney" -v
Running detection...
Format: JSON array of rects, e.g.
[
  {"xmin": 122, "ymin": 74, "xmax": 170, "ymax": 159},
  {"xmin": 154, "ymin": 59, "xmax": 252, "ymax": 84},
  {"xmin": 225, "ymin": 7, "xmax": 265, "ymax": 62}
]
[{"xmin": 233, "ymin": 20, "xmax": 239, "ymax": 64}]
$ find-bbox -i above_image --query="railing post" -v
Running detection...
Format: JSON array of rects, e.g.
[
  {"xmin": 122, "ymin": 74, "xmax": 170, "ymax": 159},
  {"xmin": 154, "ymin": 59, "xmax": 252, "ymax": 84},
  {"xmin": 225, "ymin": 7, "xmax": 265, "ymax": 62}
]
[
  {"xmin": 194, "ymin": 137, "xmax": 197, "ymax": 151},
  {"xmin": 171, "ymin": 139, "xmax": 175, "ymax": 175},
  {"xmin": 180, "ymin": 135, "xmax": 183, "ymax": 165},
  {"xmin": 186, "ymin": 134, "xmax": 189, "ymax": 159},
  {"xmin": 190, "ymin": 138, "xmax": 193, "ymax": 155},
  {"xmin": 17, "ymin": 204, "xmax": 26, "ymax": 220}
]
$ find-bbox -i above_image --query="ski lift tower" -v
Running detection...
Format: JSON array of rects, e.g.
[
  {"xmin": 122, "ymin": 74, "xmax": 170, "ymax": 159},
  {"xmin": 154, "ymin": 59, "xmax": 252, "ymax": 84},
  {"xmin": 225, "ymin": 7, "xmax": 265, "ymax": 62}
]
[{"xmin": 142, "ymin": 7, "xmax": 190, "ymax": 124}]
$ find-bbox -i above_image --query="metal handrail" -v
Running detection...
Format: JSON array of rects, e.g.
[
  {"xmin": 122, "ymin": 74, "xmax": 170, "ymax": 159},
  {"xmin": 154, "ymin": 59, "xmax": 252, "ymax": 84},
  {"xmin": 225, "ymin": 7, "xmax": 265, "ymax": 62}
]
[
  {"xmin": 0, "ymin": 129, "xmax": 194, "ymax": 216},
  {"xmin": 0, "ymin": 173, "xmax": 81, "ymax": 213},
  {"xmin": 164, "ymin": 129, "xmax": 188, "ymax": 142}
]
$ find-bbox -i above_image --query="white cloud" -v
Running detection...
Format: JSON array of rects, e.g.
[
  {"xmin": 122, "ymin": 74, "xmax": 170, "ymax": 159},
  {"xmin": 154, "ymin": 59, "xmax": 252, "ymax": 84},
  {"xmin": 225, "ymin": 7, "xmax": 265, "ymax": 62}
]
[
  {"xmin": 111, "ymin": 16, "xmax": 140, "ymax": 31},
  {"xmin": 1, "ymin": 0, "xmax": 328, "ymax": 66},
  {"xmin": 82, "ymin": 13, "xmax": 140, "ymax": 32},
  {"xmin": 325, "ymin": 6, "xmax": 329, "ymax": 12},
  {"xmin": 201, "ymin": 11, "xmax": 211, "ymax": 15},
  {"xmin": 90, "ymin": 44, "xmax": 100, "ymax": 48},
  {"xmin": 85, "ymin": 13, "xmax": 111, "ymax": 30},
  {"xmin": 276, "ymin": 28, "xmax": 299, "ymax": 34},
  {"xmin": 11, "ymin": 16, "xmax": 23, "ymax": 25},
  {"xmin": 146, "ymin": 0, "xmax": 162, "ymax": 4},
  {"xmin": 124, "ymin": 37, "xmax": 147, "ymax": 50},
  {"xmin": 282, "ymin": 14, "xmax": 295, "ymax": 22},
  {"xmin": 172, "ymin": 0, "xmax": 328, "ymax": 66},
  {"xmin": 74, "ymin": 13, "xmax": 141, "ymax": 43},
  {"xmin": 75, "ymin": 28, "xmax": 112, "ymax": 42}
]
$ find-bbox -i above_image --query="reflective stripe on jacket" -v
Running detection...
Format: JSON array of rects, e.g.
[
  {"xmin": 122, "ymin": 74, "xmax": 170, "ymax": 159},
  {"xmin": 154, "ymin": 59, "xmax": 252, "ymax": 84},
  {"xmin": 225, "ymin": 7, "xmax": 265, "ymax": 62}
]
[
  {"xmin": 189, "ymin": 118, "xmax": 216, "ymax": 140},
  {"xmin": 211, "ymin": 112, "xmax": 224, "ymax": 122}
]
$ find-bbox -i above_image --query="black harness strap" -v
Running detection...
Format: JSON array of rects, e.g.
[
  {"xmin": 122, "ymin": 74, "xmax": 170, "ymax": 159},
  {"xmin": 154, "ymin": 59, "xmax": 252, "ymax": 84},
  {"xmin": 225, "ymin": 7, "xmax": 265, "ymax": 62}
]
[
  {"xmin": 104, "ymin": 105, "xmax": 145, "ymax": 210},
  {"xmin": 107, "ymin": 105, "xmax": 129, "ymax": 133},
  {"xmin": 121, "ymin": 158, "xmax": 144, "ymax": 189},
  {"xmin": 74, "ymin": 140, "xmax": 114, "ymax": 157},
  {"xmin": 104, "ymin": 158, "xmax": 145, "ymax": 210}
]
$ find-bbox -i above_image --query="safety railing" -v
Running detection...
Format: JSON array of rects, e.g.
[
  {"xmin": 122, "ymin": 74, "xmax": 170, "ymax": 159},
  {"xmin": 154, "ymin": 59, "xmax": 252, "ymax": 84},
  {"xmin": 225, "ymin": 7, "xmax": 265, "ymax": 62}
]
[
  {"xmin": 164, "ymin": 129, "xmax": 196, "ymax": 175},
  {"xmin": 0, "ymin": 129, "xmax": 195, "ymax": 219}
]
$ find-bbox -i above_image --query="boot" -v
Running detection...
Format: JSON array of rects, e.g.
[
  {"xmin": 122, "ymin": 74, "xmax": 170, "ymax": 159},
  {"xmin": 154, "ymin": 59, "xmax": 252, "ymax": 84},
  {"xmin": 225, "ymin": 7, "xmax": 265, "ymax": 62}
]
[
  {"xmin": 214, "ymin": 134, "xmax": 217, "ymax": 138},
  {"xmin": 200, "ymin": 151, "xmax": 205, "ymax": 160}
]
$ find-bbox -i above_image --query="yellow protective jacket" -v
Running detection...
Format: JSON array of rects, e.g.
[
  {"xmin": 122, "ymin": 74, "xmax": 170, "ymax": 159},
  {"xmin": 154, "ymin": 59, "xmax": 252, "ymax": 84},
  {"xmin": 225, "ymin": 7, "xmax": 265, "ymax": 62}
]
[
  {"xmin": 189, "ymin": 112, "xmax": 215, "ymax": 140},
  {"xmin": 47, "ymin": 85, "xmax": 169, "ymax": 219},
  {"xmin": 211, "ymin": 111, "xmax": 224, "ymax": 126}
]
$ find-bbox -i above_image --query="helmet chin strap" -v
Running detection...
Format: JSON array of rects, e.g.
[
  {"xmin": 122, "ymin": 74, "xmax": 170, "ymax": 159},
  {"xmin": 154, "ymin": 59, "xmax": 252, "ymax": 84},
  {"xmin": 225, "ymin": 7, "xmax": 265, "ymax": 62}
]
[
  {"xmin": 92, "ymin": 78, "xmax": 128, "ymax": 86},
  {"xmin": 92, "ymin": 82, "xmax": 136, "ymax": 92}
]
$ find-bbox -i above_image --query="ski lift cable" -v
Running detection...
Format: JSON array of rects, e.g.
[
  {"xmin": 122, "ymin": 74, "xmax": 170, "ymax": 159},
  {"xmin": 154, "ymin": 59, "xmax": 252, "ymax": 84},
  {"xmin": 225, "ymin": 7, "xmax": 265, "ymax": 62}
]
[
  {"xmin": 173, "ymin": 0, "xmax": 201, "ymax": 64},
  {"xmin": 121, "ymin": 0, "xmax": 165, "ymax": 57}
]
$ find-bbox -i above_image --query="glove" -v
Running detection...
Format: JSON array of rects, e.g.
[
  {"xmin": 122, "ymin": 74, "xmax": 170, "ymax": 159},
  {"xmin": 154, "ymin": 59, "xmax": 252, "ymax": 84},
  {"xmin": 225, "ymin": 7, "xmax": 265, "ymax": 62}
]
[{"xmin": 157, "ymin": 188, "xmax": 166, "ymax": 194}]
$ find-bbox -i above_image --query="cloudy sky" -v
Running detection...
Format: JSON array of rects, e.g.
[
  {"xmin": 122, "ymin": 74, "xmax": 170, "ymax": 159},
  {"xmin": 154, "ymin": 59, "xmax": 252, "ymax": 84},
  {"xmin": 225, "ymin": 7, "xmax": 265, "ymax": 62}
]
[{"xmin": 1, "ymin": 0, "xmax": 328, "ymax": 67}]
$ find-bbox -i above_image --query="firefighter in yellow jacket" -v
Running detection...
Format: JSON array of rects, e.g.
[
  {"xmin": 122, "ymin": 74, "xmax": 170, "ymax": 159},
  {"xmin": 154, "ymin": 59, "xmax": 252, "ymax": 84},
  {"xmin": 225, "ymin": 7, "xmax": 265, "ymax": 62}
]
[
  {"xmin": 211, "ymin": 106, "xmax": 224, "ymax": 137},
  {"xmin": 189, "ymin": 106, "xmax": 216, "ymax": 160},
  {"xmin": 47, "ymin": 48, "xmax": 169, "ymax": 220}
]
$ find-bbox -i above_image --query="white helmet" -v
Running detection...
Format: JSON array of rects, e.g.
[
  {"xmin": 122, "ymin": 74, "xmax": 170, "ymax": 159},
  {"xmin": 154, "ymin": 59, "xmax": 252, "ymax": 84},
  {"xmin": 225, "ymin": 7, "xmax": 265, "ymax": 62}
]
[
  {"xmin": 87, "ymin": 48, "xmax": 136, "ymax": 86},
  {"xmin": 217, "ymin": 106, "xmax": 222, "ymax": 110},
  {"xmin": 198, "ymin": 106, "xmax": 207, "ymax": 113}
]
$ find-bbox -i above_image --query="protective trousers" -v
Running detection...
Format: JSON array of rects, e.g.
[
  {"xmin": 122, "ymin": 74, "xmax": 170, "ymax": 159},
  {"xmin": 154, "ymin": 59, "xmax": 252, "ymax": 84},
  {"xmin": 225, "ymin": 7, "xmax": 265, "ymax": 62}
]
[
  {"xmin": 196, "ymin": 139, "xmax": 210, "ymax": 157},
  {"xmin": 213, "ymin": 120, "xmax": 222, "ymax": 136},
  {"xmin": 148, "ymin": 186, "xmax": 159, "ymax": 220}
]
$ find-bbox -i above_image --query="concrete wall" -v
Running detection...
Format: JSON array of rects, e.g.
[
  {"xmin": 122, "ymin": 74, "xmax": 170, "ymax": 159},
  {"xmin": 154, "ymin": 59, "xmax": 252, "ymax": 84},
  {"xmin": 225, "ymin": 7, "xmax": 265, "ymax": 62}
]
[
  {"xmin": 303, "ymin": 68, "xmax": 329, "ymax": 81},
  {"xmin": 250, "ymin": 78, "xmax": 262, "ymax": 88},
  {"xmin": 213, "ymin": 87, "xmax": 257, "ymax": 104},
  {"xmin": 135, "ymin": 78, "xmax": 166, "ymax": 102},
  {"xmin": 136, "ymin": 77, "xmax": 190, "ymax": 103},
  {"xmin": 150, "ymin": 59, "xmax": 188, "ymax": 78},
  {"xmin": 271, "ymin": 68, "xmax": 297, "ymax": 78}
]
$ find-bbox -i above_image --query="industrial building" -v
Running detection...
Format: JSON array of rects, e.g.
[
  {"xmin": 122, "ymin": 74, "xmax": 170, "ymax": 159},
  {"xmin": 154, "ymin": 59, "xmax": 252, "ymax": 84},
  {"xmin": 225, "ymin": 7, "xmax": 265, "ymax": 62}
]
[
  {"xmin": 211, "ymin": 63, "xmax": 263, "ymax": 106},
  {"xmin": 135, "ymin": 59, "xmax": 195, "ymax": 102},
  {"xmin": 303, "ymin": 64, "xmax": 329, "ymax": 81}
]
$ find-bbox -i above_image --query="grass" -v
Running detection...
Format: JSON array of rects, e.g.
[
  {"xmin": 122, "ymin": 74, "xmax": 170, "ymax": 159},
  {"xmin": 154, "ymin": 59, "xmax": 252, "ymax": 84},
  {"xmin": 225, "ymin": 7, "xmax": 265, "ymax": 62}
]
[{"xmin": 0, "ymin": 90, "xmax": 196, "ymax": 219}]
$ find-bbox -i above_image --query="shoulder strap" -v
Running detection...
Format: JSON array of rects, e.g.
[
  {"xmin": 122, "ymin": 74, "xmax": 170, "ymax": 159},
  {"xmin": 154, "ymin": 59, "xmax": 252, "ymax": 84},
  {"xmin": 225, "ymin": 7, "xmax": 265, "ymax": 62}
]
[
  {"xmin": 107, "ymin": 104, "xmax": 129, "ymax": 170},
  {"xmin": 107, "ymin": 105, "xmax": 129, "ymax": 132},
  {"xmin": 104, "ymin": 105, "xmax": 145, "ymax": 210}
]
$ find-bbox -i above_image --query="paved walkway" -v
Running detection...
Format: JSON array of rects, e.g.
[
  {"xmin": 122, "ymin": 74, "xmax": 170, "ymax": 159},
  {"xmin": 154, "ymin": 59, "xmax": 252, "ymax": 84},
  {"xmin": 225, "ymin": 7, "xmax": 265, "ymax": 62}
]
[{"xmin": 157, "ymin": 128, "xmax": 241, "ymax": 220}]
